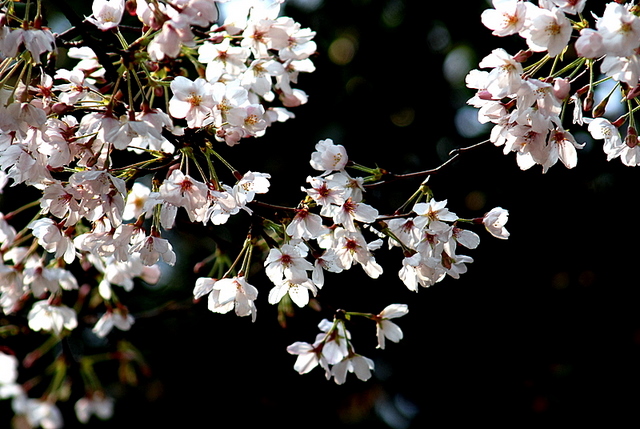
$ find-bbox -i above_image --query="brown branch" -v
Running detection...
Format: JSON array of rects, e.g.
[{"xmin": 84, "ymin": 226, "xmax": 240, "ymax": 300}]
[{"xmin": 363, "ymin": 139, "xmax": 491, "ymax": 189}]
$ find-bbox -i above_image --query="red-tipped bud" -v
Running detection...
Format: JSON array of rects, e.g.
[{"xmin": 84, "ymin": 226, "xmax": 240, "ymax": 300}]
[
  {"xmin": 626, "ymin": 127, "xmax": 638, "ymax": 148},
  {"xmin": 612, "ymin": 115, "xmax": 627, "ymax": 128},
  {"xmin": 513, "ymin": 49, "xmax": 533, "ymax": 62},
  {"xmin": 583, "ymin": 90, "xmax": 594, "ymax": 111},
  {"xmin": 592, "ymin": 96, "xmax": 608, "ymax": 117}
]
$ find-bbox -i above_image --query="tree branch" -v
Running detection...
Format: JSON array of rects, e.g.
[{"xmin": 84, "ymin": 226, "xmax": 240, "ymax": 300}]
[{"xmin": 364, "ymin": 139, "xmax": 491, "ymax": 189}]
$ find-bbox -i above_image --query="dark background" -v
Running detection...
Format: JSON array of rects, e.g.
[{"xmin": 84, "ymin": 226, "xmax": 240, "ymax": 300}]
[{"xmin": 4, "ymin": 0, "xmax": 640, "ymax": 427}]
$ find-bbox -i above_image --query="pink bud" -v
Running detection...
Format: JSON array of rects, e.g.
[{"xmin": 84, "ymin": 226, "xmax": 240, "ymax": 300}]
[{"xmin": 553, "ymin": 78, "xmax": 571, "ymax": 100}]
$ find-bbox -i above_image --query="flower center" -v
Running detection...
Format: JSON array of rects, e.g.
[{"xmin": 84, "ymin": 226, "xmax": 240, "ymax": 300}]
[{"xmin": 187, "ymin": 93, "xmax": 202, "ymax": 107}]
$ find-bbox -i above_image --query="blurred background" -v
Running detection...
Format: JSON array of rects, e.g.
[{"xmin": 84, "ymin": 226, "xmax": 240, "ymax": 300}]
[{"xmin": 4, "ymin": 0, "xmax": 640, "ymax": 427}]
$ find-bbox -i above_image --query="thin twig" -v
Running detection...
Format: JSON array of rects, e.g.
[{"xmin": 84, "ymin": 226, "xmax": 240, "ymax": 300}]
[{"xmin": 364, "ymin": 139, "xmax": 491, "ymax": 188}]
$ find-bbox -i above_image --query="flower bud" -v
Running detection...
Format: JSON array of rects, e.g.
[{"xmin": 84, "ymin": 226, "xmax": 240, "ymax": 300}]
[
  {"xmin": 513, "ymin": 49, "xmax": 533, "ymax": 62},
  {"xmin": 592, "ymin": 95, "xmax": 608, "ymax": 118},
  {"xmin": 553, "ymin": 78, "xmax": 571, "ymax": 100},
  {"xmin": 583, "ymin": 90, "xmax": 594, "ymax": 111},
  {"xmin": 126, "ymin": 0, "xmax": 137, "ymax": 16},
  {"xmin": 612, "ymin": 115, "xmax": 627, "ymax": 128},
  {"xmin": 626, "ymin": 127, "xmax": 638, "ymax": 148},
  {"xmin": 626, "ymin": 83, "xmax": 640, "ymax": 100}
]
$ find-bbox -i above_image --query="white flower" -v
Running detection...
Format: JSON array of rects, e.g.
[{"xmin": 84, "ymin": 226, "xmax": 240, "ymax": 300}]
[
  {"xmin": 208, "ymin": 276, "xmax": 258, "ymax": 322},
  {"xmin": 130, "ymin": 234, "xmax": 176, "ymax": 266},
  {"xmin": 193, "ymin": 277, "xmax": 216, "ymax": 300},
  {"xmin": 375, "ymin": 304, "xmax": 408, "ymax": 350},
  {"xmin": 286, "ymin": 341, "xmax": 329, "ymax": 375},
  {"xmin": 28, "ymin": 218, "xmax": 76, "ymax": 264},
  {"xmin": 398, "ymin": 252, "xmax": 445, "ymax": 291},
  {"xmin": 198, "ymin": 38, "xmax": 250, "ymax": 81},
  {"xmin": 75, "ymin": 393, "xmax": 114, "ymax": 423},
  {"xmin": 317, "ymin": 318, "xmax": 351, "ymax": 365},
  {"xmin": 619, "ymin": 141, "xmax": 640, "ymax": 167},
  {"xmin": 331, "ymin": 227, "xmax": 383, "ymax": 279},
  {"xmin": 453, "ymin": 227, "xmax": 481, "ymax": 249},
  {"xmin": 205, "ymin": 186, "xmax": 242, "ymax": 225},
  {"xmin": 325, "ymin": 171, "xmax": 365, "ymax": 203},
  {"xmin": 147, "ymin": 12, "xmax": 195, "ymax": 61},
  {"xmin": 412, "ymin": 199, "xmax": 458, "ymax": 232},
  {"xmin": 159, "ymin": 170, "xmax": 210, "ymax": 222},
  {"xmin": 1, "ymin": 28, "xmax": 56, "ymax": 63},
  {"xmin": 483, "ymin": 207, "xmax": 510, "ymax": 239},
  {"xmin": 304, "ymin": 176, "xmax": 346, "ymax": 211},
  {"xmin": 169, "ymin": 76, "xmax": 216, "ymax": 128},
  {"xmin": 330, "ymin": 198, "xmax": 379, "ymax": 232},
  {"xmin": 587, "ymin": 117, "xmax": 625, "ymax": 161},
  {"xmin": 330, "ymin": 354, "xmax": 375, "ymax": 385},
  {"xmin": 478, "ymin": 48, "xmax": 524, "ymax": 99},
  {"xmin": 13, "ymin": 397, "xmax": 64, "ymax": 429},
  {"xmin": 441, "ymin": 248, "xmax": 473, "ymax": 280},
  {"xmin": 234, "ymin": 171, "xmax": 271, "ymax": 205},
  {"xmin": 520, "ymin": 4, "xmax": 572, "ymax": 57},
  {"xmin": 311, "ymin": 248, "xmax": 343, "ymax": 288},
  {"xmin": 268, "ymin": 279, "xmax": 317, "ymax": 307},
  {"xmin": 92, "ymin": 310, "xmax": 135, "ymax": 338},
  {"xmin": 123, "ymin": 182, "xmax": 152, "ymax": 221},
  {"xmin": 600, "ymin": 53, "xmax": 640, "ymax": 86},
  {"xmin": 264, "ymin": 243, "xmax": 314, "ymax": 285},
  {"xmin": 310, "ymin": 138, "xmax": 348, "ymax": 175},
  {"xmin": 575, "ymin": 28, "xmax": 606, "ymax": 59},
  {"xmin": 241, "ymin": 58, "xmax": 285, "ymax": 97},
  {"xmin": 481, "ymin": 0, "xmax": 527, "ymax": 37},
  {"xmin": 27, "ymin": 301, "xmax": 78, "ymax": 335},
  {"xmin": 597, "ymin": 2, "xmax": 640, "ymax": 58},
  {"xmin": 86, "ymin": 0, "xmax": 125, "ymax": 31},
  {"xmin": 544, "ymin": 127, "xmax": 584, "ymax": 171},
  {"xmin": 550, "ymin": 0, "xmax": 586, "ymax": 15},
  {"xmin": 0, "ymin": 351, "xmax": 18, "ymax": 386},
  {"xmin": 286, "ymin": 207, "xmax": 326, "ymax": 240}
]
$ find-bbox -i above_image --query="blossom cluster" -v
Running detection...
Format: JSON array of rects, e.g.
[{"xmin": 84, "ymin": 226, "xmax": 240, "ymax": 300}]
[
  {"xmin": 0, "ymin": 0, "xmax": 517, "ymax": 426},
  {"xmin": 468, "ymin": 0, "xmax": 640, "ymax": 170},
  {"xmin": 0, "ymin": 0, "xmax": 318, "ymax": 425}
]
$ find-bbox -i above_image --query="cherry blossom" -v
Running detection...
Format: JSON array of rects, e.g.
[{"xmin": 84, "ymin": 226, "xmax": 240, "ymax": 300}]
[
  {"xmin": 310, "ymin": 138, "xmax": 348, "ymax": 176},
  {"xmin": 169, "ymin": 77, "xmax": 216, "ymax": 128},
  {"xmin": 130, "ymin": 234, "xmax": 176, "ymax": 267},
  {"xmin": 286, "ymin": 207, "xmax": 327, "ymax": 240},
  {"xmin": 0, "ymin": 351, "xmax": 18, "ymax": 386},
  {"xmin": 478, "ymin": 48, "xmax": 524, "ymax": 99},
  {"xmin": 264, "ymin": 243, "xmax": 314, "ymax": 285},
  {"xmin": 28, "ymin": 218, "xmax": 76, "ymax": 264},
  {"xmin": 286, "ymin": 341, "xmax": 330, "ymax": 376},
  {"xmin": 0, "ymin": 27, "xmax": 56, "ymax": 63},
  {"xmin": 330, "ymin": 353, "xmax": 375, "ymax": 385},
  {"xmin": 12, "ymin": 397, "xmax": 64, "ymax": 429},
  {"xmin": 412, "ymin": 199, "xmax": 459, "ymax": 232},
  {"xmin": 330, "ymin": 198, "xmax": 379, "ymax": 232},
  {"xmin": 159, "ymin": 170, "xmax": 210, "ymax": 222},
  {"xmin": 482, "ymin": 207, "xmax": 510, "ymax": 240},
  {"xmin": 92, "ymin": 310, "xmax": 135, "ymax": 338},
  {"xmin": 208, "ymin": 276, "xmax": 259, "ymax": 322},
  {"xmin": 597, "ymin": 2, "xmax": 640, "ymax": 58},
  {"xmin": 374, "ymin": 304, "xmax": 409, "ymax": 350},
  {"xmin": 75, "ymin": 393, "xmax": 114, "ymax": 424},
  {"xmin": 86, "ymin": 0, "xmax": 125, "ymax": 31},
  {"xmin": 481, "ymin": 0, "xmax": 527, "ymax": 37},
  {"xmin": 27, "ymin": 301, "xmax": 78, "ymax": 336},
  {"xmin": 268, "ymin": 278, "xmax": 317, "ymax": 307},
  {"xmin": 0, "ymin": 0, "xmax": 533, "ymax": 422},
  {"xmin": 519, "ymin": 3, "xmax": 572, "ymax": 57},
  {"xmin": 328, "ymin": 227, "xmax": 383, "ymax": 279}
]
